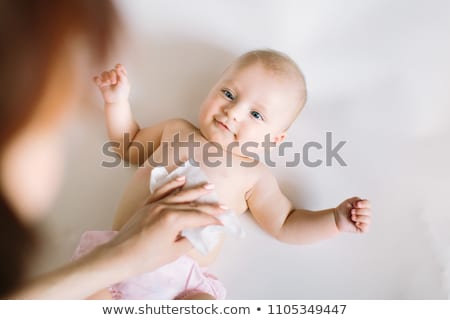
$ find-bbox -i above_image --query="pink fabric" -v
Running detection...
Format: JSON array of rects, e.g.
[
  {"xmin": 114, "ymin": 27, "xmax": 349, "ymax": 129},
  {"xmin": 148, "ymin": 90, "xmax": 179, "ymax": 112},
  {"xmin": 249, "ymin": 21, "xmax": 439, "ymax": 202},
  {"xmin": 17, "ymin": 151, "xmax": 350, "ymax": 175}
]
[{"xmin": 72, "ymin": 230, "xmax": 226, "ymax": 300}]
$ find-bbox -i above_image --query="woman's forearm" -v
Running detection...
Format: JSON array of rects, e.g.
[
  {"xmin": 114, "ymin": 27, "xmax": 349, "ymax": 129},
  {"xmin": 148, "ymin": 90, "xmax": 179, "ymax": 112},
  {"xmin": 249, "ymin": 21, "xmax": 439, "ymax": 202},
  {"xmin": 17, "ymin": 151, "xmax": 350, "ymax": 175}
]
[{"xmin": 9, "ymin": 244, "xmax": 126, "ymax": 299}]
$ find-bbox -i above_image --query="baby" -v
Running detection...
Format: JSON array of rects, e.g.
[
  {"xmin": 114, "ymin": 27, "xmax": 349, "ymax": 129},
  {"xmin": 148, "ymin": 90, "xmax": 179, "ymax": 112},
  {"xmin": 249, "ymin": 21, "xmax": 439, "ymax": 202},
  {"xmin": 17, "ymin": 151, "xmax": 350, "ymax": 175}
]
[{"xmin": 78, "ymin": 49, "xmax": 371, "ymax": 299}]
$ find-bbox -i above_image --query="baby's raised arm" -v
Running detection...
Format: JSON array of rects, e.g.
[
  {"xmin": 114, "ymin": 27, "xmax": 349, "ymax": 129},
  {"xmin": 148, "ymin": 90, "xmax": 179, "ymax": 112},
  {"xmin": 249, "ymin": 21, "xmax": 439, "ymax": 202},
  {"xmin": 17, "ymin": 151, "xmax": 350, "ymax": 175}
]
[
  {"xmin": 246, "ymin": 167, "xmax": 371, "ymax": 244},
  {"xmin": 94, "ymin": 64, "xmax": 167, "ymax": 165}
]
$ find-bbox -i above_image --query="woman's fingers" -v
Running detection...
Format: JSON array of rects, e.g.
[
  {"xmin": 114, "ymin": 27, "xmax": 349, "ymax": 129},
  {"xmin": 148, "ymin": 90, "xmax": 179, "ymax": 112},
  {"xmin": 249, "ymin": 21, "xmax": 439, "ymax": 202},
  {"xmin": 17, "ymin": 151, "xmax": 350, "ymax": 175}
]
[
  {"xmin": 145, "ymin": 176, "xmax": 186, "ymax": 204},
  {"xmin": 166, "ymin": 208, "xmax": 223, "ymax": 231},
  {"xmin": 148, "ymin": 179, "xmax": 216, "ymax": 205},
  {"xmin": 169, "ymin": 203, "xmax": 226, "ymax": 216},
  {"xmin": 165, "ymin": 183, "xmax": 215, "ymax": 203}
]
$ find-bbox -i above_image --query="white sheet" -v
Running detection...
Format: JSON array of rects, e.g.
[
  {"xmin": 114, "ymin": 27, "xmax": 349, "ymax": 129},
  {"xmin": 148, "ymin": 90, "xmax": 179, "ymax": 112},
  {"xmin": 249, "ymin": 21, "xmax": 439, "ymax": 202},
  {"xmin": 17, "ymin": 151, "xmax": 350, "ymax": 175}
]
[{"xmin": 32, "ymin": 0, "xmax": 450, "ymax": 299}]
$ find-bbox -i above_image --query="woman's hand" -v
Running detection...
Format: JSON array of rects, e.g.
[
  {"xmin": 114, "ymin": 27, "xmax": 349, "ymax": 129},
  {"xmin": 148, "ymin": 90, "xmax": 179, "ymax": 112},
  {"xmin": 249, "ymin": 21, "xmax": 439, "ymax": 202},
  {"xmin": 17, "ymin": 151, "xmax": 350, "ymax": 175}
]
[{"xmin": 103, "ymin": 176, "xmax": 225, "ymax": 277}]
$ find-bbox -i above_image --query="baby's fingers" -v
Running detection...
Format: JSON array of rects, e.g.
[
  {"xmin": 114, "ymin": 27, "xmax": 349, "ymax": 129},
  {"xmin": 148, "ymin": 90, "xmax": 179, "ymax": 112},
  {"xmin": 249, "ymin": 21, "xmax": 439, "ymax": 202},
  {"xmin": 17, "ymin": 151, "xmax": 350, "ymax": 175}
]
[
  {"xmin": 355, "ymin": 222, "xmax": 370, "ymax": 233},
  {"xmin": 95, "ymin": 70, "xmax": 118, "ymax": 87},
  {"xmin": 351, "ymin": 208, "xmax": 371, "ymax": 216},
  {"xmin": 351, "ymin": 214, "xmax": 371, "ymax": 224},
  {"xmin": 109, "ymin": 69, "xmax": 118, "ymax": 84},
  {"xmin": 355, "ymin": 199, "xmax": 371, "ymax": 209},
  {"xmin": 94, "ymin": 71, "xmax": 112, "ymax": 88},
  {"xmin": 93, "ymin": 76, "xmax": 101, "ymax": 86},
  {"xmin": 113, "ymin": 64, "xmax": 130, "ymax": 87},
  {"xmin": 116, "ymin": 63, "xmax": 128, "ymax": 76},
  {"xmin": 93, "ymin": 74, "xmax": 109, "ymax": 87}
]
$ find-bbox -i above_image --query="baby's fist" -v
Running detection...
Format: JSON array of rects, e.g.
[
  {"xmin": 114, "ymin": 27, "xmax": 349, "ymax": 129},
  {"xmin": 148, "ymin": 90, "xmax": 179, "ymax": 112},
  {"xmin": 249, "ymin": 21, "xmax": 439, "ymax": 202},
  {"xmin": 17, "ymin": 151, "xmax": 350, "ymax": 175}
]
[
  {"xmin": 334, "ymin": 197, "xmax": 371, "ymax": 233},
  {"xmin": 93, "ymin": 64, "xmax": 130, "ymax": 104}
]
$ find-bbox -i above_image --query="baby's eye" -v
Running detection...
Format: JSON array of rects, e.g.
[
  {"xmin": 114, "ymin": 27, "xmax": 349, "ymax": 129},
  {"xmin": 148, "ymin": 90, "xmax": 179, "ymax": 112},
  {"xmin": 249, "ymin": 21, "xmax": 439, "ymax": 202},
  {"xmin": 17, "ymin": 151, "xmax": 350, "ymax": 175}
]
[
  {"xmin": 222, "ymin": 89, "xmax": 235, "ymax": 101},
  {"xmin": 250, "ymin": 110, "xmax": 264, "ymax": 121}
]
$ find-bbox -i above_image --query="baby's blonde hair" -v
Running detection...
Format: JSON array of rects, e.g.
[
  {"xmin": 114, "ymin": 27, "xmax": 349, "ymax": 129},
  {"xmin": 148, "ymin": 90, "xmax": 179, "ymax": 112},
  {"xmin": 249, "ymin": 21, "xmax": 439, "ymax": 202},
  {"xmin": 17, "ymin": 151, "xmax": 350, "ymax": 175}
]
[{"xmin": 231, "ymin": 49, "xmax": 307, "ymax": 127}]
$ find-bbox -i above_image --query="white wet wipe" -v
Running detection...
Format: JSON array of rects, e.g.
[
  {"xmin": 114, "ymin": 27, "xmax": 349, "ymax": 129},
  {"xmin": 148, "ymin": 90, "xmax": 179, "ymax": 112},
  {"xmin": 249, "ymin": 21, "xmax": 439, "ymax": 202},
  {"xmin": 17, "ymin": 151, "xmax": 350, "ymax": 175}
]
[{"xmin": 150, "ymin": 161, "xmax": 245, "ymax": 255}]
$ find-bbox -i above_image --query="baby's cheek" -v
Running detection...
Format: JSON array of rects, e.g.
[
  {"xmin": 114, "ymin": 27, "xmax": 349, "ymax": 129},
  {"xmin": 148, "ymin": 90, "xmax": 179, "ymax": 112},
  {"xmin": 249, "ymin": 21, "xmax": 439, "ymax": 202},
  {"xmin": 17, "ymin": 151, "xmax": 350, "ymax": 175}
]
[
  {"xmin": 242, "ymin": 129, "xmax": 270, "ymax": 145},
  {"xmin": 237, "ymin": 136, "xmax": 263, "ymax": 156},
  {"xmin": 198, "ymin": 110, "xmax": 208, "ymax": 124}
]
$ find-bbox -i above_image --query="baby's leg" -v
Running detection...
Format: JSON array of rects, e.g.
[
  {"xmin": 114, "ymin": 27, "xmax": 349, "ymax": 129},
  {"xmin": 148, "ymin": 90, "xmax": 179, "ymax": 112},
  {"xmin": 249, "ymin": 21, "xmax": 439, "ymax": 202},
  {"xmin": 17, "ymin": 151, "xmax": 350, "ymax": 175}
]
[
  {"xmin": 88, "ymin": 290, "xmax": 215, "ymax": 300},
  {"xmin": 112, "ymin": 165, "xmax": 153, "ymax": 230},
  {"xmin": 175, "ymin": 291, "xmax": 215, "ymax": 300},
  {"xmin": 86, "ymin": 288, "xmax": 113, "ymax": 300},
  {"xmin": 84, "ymin": 168, "xmax": 152, "ymax": 300}
]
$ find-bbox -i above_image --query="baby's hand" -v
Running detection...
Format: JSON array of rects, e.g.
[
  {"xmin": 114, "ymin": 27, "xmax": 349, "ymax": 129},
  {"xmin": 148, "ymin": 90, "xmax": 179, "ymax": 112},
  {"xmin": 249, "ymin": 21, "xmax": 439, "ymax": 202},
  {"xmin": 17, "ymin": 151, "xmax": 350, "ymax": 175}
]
[
  {"xmin": 93, "ymin": 64, "xmax": 130, "ymax": 104},
  {"xmin": 334, "ymin": 197, "xmax": 371, "ymax": 233}
]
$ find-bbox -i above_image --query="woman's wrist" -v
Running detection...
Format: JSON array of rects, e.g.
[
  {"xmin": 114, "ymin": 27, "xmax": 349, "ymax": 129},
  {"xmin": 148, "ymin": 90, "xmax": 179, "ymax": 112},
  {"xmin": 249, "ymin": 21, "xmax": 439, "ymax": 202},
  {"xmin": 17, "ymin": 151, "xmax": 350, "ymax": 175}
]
[{"xmin": 93, "ymin": 240, "xmax": 135, "ymax": 283}]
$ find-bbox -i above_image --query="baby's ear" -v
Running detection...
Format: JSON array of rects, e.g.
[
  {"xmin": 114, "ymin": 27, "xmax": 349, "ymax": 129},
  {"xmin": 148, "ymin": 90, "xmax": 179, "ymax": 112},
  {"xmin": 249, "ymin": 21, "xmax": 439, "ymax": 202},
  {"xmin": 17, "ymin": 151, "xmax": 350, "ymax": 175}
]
[{"xmin": 273, "ymin": 132, "xmax": 287, "ymax": 144}]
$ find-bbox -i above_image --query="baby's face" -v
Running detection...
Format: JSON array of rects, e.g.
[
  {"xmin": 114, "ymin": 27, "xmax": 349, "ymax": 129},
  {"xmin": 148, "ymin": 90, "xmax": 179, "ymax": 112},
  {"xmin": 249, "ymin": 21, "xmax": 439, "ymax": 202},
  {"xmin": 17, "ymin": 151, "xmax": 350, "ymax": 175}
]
[{"xmin": 198, "ymin": 62, "xmax": 300, "ymax": 156}]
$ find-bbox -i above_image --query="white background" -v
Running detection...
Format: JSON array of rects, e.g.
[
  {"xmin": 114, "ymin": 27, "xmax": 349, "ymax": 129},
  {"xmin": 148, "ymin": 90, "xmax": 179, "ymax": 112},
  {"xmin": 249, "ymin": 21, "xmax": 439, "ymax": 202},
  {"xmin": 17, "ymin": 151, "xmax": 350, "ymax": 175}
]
[{"xmin": 31, "ymin": 0, "xmax": 450, "ymax": 299}]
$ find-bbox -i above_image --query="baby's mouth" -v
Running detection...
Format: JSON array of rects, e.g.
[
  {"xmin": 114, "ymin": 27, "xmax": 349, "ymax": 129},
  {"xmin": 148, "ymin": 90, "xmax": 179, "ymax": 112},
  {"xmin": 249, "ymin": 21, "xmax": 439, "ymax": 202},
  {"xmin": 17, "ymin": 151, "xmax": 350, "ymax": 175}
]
[{"xmin": 215, "ymin": 119, "xmax": 236, "ymax": 137}]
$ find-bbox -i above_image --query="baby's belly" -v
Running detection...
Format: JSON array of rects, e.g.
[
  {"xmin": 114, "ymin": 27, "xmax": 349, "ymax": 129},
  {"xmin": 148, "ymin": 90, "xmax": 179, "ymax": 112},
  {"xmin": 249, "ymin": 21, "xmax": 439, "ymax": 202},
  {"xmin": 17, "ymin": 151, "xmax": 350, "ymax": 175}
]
[{"xmin": 112, "ymin": 163, "xmax": 246, "ymax": 267}]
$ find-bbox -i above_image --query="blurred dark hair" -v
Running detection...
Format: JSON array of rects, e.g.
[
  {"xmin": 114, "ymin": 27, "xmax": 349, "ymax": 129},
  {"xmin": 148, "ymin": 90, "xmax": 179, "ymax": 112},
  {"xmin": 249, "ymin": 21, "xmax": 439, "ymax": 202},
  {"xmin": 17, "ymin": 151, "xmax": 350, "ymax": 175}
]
[{"xmin": 0, "ymin": 0, "xmax": 119, "ymax": 297}]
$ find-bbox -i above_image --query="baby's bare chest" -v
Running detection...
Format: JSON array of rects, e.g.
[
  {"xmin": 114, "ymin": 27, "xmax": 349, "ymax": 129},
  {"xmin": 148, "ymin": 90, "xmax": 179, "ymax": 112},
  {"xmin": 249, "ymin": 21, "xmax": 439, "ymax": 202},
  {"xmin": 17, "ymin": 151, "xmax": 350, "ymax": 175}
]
[{"xmin": 147, "ymin": 134, "xmax": 258, "ymax": 214}]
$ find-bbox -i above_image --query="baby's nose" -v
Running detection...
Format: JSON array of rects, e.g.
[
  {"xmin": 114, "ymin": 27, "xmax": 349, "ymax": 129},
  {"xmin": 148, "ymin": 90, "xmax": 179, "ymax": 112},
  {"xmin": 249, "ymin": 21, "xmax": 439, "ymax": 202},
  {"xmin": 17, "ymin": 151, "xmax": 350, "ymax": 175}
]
[{"xmin": 224, "ymin": 104, "xmax": 243, "ymax": 121}]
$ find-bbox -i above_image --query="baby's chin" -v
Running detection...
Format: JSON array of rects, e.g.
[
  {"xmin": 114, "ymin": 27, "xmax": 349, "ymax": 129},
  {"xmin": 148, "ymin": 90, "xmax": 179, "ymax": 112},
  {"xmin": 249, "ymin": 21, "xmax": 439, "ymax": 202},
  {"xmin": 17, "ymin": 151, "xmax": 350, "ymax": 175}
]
[
  {"xmin": 209, "ymin": 140, "xmax": 261, "ymax": 161},
  {"xmin": 198, "ymin": 125, "xmax": 228, "ymax": 144},
  {"xmin": 198, "ymin": 126, "xmax": 262, "ymax": 159}
]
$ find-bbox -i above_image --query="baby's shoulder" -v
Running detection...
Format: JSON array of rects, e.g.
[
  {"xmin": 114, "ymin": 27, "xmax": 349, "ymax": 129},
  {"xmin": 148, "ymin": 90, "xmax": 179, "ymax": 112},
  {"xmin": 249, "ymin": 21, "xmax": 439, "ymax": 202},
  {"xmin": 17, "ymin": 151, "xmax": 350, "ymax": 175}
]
[
  {"xmin": 247, "ymin": 159, "xmax": 274, "ymax": 177},
  {"xmin": 164, "ymin": 118, "xmax": 196, "ymax": 131},
  {"xmin": 237, "ymin": 158, "xmax": 271, "ymax": 186},
  {"xmin": 161, "ymin": 118, "xmax": 197, "ymax": 140},
  {"xmin": 244, "ymin": 161, "xmax": 279, "ymax": 195}
]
